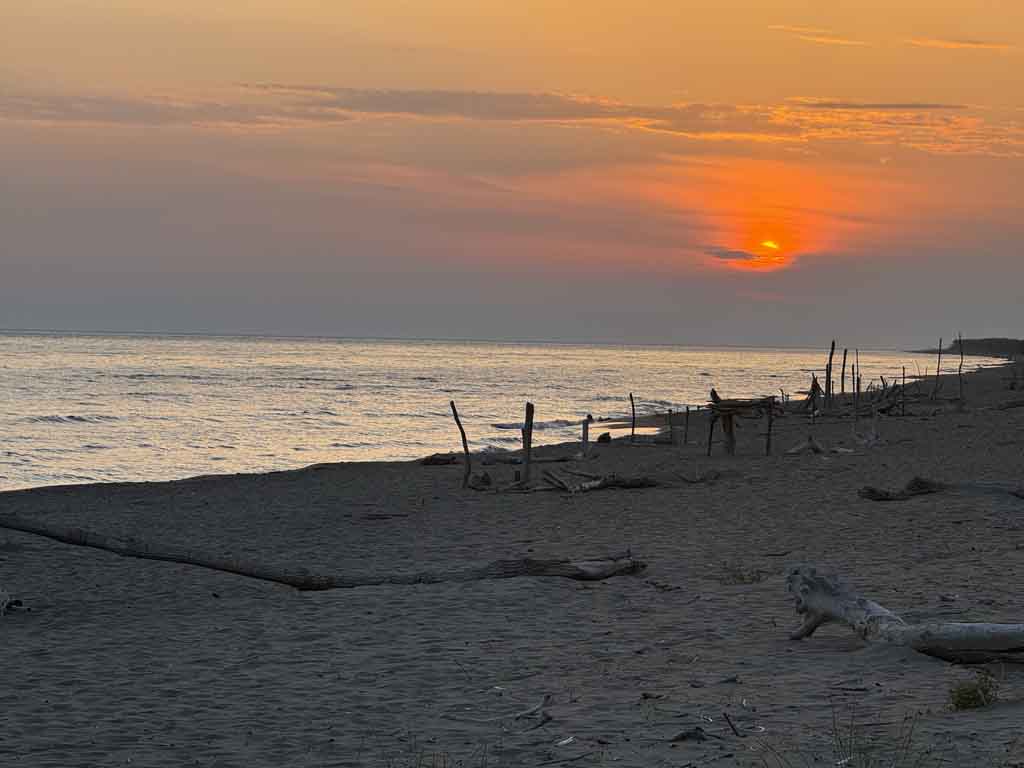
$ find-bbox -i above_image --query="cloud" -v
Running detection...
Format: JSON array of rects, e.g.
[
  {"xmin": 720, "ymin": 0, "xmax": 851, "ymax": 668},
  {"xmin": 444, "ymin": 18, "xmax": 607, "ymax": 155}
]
[
  {"xmin": 705, "ymin": 247, "xmax": 757, "ymax": 261},
  {"xmin": 3, "ymin": 84, "xmax": 1022, "ymax": 158},
  {"xmin": 907, "ymin": 38, "xmax": 1016, "ymax": 52},
  {"xmin": 788, "ymin": 98, "xmax": 965, "ymax": 111},
  {"xmin": 769, "ymin": 25, "xmax": 870, "ymax": 47}
]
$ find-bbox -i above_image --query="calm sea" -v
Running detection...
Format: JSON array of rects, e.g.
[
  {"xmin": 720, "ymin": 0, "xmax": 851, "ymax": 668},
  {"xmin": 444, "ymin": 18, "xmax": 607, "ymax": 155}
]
[{"xmin": 0, "ymin": 332, "xmax": 999, "ymax": 491}]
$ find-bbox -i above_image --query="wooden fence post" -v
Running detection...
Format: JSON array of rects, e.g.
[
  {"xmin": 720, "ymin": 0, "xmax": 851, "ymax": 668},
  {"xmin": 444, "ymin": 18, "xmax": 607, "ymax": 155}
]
[
  {"xmin": 522, "ymin": 402, "xmax": 535, "ymax": 483},
  {"xmin": 629, "ymin": 392, "xmax": 637, "ymax": 443},
  {"xmin": 450, "ymin": 400, "xmax": 471, "ymax": 489}
]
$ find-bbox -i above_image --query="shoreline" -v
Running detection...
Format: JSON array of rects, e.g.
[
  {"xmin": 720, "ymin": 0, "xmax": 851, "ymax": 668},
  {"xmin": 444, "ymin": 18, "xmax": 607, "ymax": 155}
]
[
  {"xmin": 0, "ymin": 358, "xmax": 1014, "ymax": 499},
  {"xmin": 3, "ymin": 356, "xmax": 1024, "ymax": 766}
]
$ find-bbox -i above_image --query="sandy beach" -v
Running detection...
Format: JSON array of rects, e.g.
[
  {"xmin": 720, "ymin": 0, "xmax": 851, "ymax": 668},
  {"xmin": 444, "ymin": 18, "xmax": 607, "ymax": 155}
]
[{"xmin": 3, "ymin": 361, "xmax": 1024, "ymax": 767}]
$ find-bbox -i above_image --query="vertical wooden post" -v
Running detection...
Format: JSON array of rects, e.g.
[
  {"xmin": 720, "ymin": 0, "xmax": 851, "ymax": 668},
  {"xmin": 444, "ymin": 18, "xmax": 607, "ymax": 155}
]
[
  {"xmin": 684, "ymin": 405, "xmax": 690, "ymax": 445},
  {"xmin": 629, "ymin": 392, "xmax": 636, "ymax": 443},
  {"xmin": 450, "ymin": 400, "xmax": 471, "ymax": 489},
  {"xmin": 932, "ymin": 338, "xmax": 943, "ymax": 400},
  {"xmin": 825, "ymin": 340, "xmax": 836, "ymax": 409},
  {"xmin": 706, "ymin": 411, "xmax": 717, "ymax": 457},
  {"xmin": 855, "ymin": 349, "xmax": 861, "ymax": 397},
  {"xmin": 901, "ymin": 366, "xmax": 906, "ymax": 417},
  {"xmin": 668, "ymin": 409, "xmax": 675, "ymax": 445},
  {"xmin": 854, "ymin": 366, "xmax": 861, "ymax": 429},
  {"xmin": 522, "ymin": 402, "xmax": 535, "ymax": 484},
  {"xmin": 765, "ymin": 397, "xmax": 774, "ymax": 456},
  {"xmin": 957, "ymin": 333, "xmax": 965, "ymax": 402},
  {"xmin": 722, "ymin": 413, "xmax": 736, "ymax": 456},
  {"xmin": 841, "ymin": 348, "xmax": 848, "ymax": 395},
  {"xmin": 581, "ymin": 415, "xmax": 591, "ymax": 457}
]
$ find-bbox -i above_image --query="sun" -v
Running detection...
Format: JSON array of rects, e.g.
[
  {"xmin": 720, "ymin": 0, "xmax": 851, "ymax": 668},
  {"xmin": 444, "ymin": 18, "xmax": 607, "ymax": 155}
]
[{"xmin": 760, "ymin": 240, "xmax": 781, "ymax": 250}]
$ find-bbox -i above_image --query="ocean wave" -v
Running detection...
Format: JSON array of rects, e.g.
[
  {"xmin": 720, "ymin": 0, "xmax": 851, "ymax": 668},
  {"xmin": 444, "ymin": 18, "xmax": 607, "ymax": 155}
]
[{"xmin": 26, "ymin": 415, "xmax": 120, "ymax": 425}]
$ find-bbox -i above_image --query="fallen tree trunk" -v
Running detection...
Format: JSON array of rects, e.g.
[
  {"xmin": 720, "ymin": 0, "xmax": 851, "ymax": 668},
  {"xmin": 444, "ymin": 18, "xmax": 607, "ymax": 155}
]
[
  {"xmin": 859, "ymin": 477, "xmax": 1024, "ymax": 502},
  {"xmin": 787, "ymin": 565, "xmax": 1024, "ymax": 664},
  {"xmin": 0, "ymin": 513, "xmax": 645, "ymax": 591}
]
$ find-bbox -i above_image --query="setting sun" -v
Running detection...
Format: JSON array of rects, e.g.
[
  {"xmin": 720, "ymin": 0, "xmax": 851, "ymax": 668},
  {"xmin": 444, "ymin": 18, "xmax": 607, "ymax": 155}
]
[{"xmin": 761, "ymin": 240, "xmax": 781, "ymax": 250}]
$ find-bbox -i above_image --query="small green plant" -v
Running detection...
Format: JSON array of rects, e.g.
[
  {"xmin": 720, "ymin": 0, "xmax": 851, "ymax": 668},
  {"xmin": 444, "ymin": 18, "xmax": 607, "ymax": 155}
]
[
  {"xmin": 756, "ymin": 707, "xmax": 935, "ymax": 768},
  {"xmin": 949, "ymin": 670, "xmax": 1000, "ymax": 711}
]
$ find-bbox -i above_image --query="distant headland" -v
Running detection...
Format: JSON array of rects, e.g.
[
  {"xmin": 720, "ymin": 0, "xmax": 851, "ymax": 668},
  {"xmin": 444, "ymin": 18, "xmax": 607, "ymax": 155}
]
[{"xmin": 911, "ymin": 337, "xmax": 1024, "ymax": 358}]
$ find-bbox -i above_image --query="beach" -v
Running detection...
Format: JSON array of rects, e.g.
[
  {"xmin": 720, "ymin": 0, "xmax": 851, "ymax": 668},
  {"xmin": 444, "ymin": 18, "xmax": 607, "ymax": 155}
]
[{"xmin": 2, "ymin": 361, "xmax": 1024, "ymax": 767}]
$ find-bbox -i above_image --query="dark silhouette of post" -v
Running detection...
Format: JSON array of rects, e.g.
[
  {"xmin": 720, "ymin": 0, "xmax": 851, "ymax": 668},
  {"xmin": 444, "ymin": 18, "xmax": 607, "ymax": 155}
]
[
  {"xmin": 450, "ymin": 400, "xmax": 471, "ymax": 489},
  {"xmin": 522, "ymin": 402, "xmax": 535, "ymax": 483}
]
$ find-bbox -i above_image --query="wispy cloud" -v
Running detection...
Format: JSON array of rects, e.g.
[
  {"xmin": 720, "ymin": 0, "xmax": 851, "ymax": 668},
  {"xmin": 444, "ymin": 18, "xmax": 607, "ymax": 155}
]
[
  {"xmin": 907, "ymin": 38, "xmax": 1016, "ymax": 52},
  {"xmin": 769, "ymin": 24, "xmax": 870, "ymax": 47},
  {"xmin": 706, "ymin": 247, "xmax": 757, "ymax": 261},
  {"xmin": 3, "ymin": 84, "xmax": 1022, "ymax": 158},
  {"xmin": 788, "ymin": 98, "xmax": 965, "ymax": 111}
]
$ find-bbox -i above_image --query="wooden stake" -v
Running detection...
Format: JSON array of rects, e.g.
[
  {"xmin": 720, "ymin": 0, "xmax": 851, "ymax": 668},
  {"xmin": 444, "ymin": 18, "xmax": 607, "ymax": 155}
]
[
  {"xmin": 684, "ymin": 405, "xmax": 690, "ymax": 445},
  {"xmin": 825, "ymin": 340, "xmax": 836, "ymax": 409},
  {"xmin": 522, "ymin": 402, "xmax": 535, "ymax": 484},
  {"xmin": 902, "ymin": 366, "xmax": 906, "ymax": 417},
  {"xmin": 706, "ymin": 411, "xmax": 717, "ymax": 457},
  {"xmin": 450, "ymin": 400, "xmax": 472, "ymax": 489},
  {"xmin": 855, "ymin": 349, "xmax": 861, "ymax": 398},
  {"xmin": 841, "ymin": 348, "xmax": 848, "ymax": 395},
  {"xmin": 765, "ymin": 397, "xmax": 774, "ymax": 456},
  {"xmin": 629, "ymin": 392, "xmax": 637, "ymax": 443},
  {"xmin": 581, "ymin": 414, "xmax": 592, "ymax": 457},
  {"xmin": 932, "ymin": 337, "xmax": 943, "ymax": 399},
  {"xmin": 722, "ymin": 413, "xmax": 736, "ymax": 456},
  {"xmin": 668, "ymin": 409, "xmax": 675, "ymax": 445},
  {"xmin": 958, "ymin": 332, "xmax": 965, "ymax": 402}
]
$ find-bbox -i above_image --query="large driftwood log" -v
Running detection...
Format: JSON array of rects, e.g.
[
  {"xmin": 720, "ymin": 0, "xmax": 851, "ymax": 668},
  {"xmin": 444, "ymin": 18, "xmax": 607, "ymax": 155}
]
[
  {"xmin": 859, "ymin": 477, "xmax": 1024, "ymax": 502},
  {"xmin": 0, "ymin": 513, "xmax": 644, "ymax": 591},
  {"xmin": 787, "ymin": 565, "xmax": 1024, "ymax": 663}
]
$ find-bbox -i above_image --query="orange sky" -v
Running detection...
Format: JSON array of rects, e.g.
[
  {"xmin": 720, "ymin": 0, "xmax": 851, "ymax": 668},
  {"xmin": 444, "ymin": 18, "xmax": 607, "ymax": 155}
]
[{"xmin": 1, "ymin": 1, "xmax": 1022, "ymax": 342}]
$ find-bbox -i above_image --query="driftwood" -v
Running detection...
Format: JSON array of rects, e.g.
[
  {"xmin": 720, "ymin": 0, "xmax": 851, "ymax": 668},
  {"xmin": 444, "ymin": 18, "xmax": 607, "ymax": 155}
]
[
  {"xmin": 859, "ymin": 477, "xmax": 1024, "ymax": 502},
  {"xmin": 996, "ymin": 399, "xmax": 1024, "ymax": 411},
  {"xmin": 785, "ymin": 435, "xmax": 825, "ymax": 456},
  {"xmin": 422, "ymin": 453, "xmax": 459, "ymax": 466},
  {"xmin": 450, "ymin": 400, "xmax": 472, "ymax": 489},
  {"xmin": 788, "ymin": 565, "xmax": 1024, "ymax": 663},
  {"xmin": 542, "ymin": 470, "xmax": 658, "ymax": 494},
  {"xmin": 0, "ymin": 513, "xmax": 644, "ymax": 591},
  {"xmin": 522, "ymin": 402, "xmax": 535, "ymax": 484}
]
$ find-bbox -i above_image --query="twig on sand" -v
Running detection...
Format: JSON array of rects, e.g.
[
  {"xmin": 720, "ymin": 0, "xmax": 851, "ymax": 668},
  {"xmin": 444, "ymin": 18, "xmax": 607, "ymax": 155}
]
[
  {"xmin": 537, "ymin": 752, "xmax": 599, "ymax": 766},
  {"xmin": 721, "ymin": 711, "xmax": 744, "ymax": 738}
]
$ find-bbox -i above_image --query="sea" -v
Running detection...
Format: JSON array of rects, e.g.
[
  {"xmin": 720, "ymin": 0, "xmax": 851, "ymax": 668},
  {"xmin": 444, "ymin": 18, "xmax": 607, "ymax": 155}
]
[{"xmin": 0, "ymin": 332, "xmax": 1002, "ymax": 491}]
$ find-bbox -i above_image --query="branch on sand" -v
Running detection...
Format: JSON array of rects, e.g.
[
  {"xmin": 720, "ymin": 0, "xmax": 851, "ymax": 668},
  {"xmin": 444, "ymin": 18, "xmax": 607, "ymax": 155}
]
[
  {"xmin": 858, "ymin": 476, "xmax": 1024, "ymax": 502},
  {"xmin": 542, "ymin": 469, "xmax": 659, "ymax": 494},
  {"xmin": 0, "ymin": 513, "xmax": 645, "ymax": 592},
  {"xmin": 788, "ymin": 565, "xmax": 1024, "ymax": 664}
]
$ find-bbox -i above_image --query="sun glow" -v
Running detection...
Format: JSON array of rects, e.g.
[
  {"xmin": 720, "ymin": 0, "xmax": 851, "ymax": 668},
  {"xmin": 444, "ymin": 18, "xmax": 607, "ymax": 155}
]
[{"xmin": 760, "ymin": 240, "xmax": 780, "ymax": 250}]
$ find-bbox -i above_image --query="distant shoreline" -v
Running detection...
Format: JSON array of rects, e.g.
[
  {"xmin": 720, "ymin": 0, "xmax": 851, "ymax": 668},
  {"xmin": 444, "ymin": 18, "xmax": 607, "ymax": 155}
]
[{"xmin": 908, "ymin": 337, "xmax": 1024, "ymax": 359}]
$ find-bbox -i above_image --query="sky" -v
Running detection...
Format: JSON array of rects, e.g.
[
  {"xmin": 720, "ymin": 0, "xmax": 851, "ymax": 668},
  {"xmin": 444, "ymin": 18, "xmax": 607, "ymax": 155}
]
[{"xmin": 2, "ymin": 1, "xmax": 1022, "ymax": 347}]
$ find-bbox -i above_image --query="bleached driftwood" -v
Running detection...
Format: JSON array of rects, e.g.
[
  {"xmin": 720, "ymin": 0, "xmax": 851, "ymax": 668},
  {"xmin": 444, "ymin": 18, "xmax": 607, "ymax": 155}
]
[
  {"xmin": 0, "ymin": 513, "xmax": 644, "ymax": 591},
  {"xmin": 787, "ymin": 565, "xmax": 1024, "ymax": 663},
  {"xmin": 859, "ymin": 477, "xmax": 1024, "ymax": 502},
  {"xmin": 542, "ymin": 470, "xmax": 658, "ymax": 494}
]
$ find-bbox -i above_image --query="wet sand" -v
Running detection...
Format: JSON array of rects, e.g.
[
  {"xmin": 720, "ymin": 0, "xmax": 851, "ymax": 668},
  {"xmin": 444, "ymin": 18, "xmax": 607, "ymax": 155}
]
[{"xmin": 2, "ymin": 361, "xmax": 1024, "ymax": 766}]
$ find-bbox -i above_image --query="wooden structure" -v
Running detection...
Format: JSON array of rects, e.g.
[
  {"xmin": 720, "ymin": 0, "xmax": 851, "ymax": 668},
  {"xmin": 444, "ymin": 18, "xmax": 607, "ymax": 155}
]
[{"xmin": 707, "ymin": 390, "xmax": 779, "ymax": 456}]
